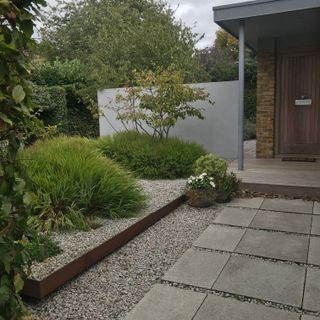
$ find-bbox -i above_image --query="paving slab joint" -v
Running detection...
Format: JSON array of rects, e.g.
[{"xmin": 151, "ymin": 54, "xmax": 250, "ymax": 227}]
[{"xmin": 159, "ymin": 279, "xmax": 304, "ymax": 315}]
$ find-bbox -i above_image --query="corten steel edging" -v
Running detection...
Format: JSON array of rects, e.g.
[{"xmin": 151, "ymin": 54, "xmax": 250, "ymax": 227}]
[
  {"xmin": 241, "ymin": 182, "xmax": 320, "ymax": 199},
  {"xmin": 22, "ymin": 194, "xmax": 187, "ymax": 299}
]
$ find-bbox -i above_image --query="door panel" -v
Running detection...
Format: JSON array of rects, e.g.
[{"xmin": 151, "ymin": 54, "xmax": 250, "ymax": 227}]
[{"xmin": 279, "ymin": 52, "xmax": 320, "ymax": 154}]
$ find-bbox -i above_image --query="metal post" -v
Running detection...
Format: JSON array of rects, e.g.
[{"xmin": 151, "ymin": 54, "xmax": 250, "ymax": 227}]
[{"xmin": 238, "ymin": 20, "xmax": 245, "ymax": 171}]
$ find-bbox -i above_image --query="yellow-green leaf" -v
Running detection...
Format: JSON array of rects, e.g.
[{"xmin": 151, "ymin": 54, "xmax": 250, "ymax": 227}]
[
  {"xmin": 14, "ymin": 273, "xmax": 24, "ymax": 293},
  {"xmin": 12, "ymin": 85, "xmax": 26, "ymax": 103},
  {"xmin": 0, "ymin": 112, "xmax": 12, "ymax": 125}
]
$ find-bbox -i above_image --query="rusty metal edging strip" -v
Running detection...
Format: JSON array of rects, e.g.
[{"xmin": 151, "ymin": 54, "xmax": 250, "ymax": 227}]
[{"xmin": 22, "ymin": 195, "xmax": 186, "ymax": 299}]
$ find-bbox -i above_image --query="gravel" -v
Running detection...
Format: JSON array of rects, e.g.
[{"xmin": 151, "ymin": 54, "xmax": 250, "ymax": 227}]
[
  {"xmin": 27, "ymin": 203, "xmax": 223, "ymax": 320},
  {"xmin": 30, "ymin": 179, "xmax": 186, "ymax": 280}
]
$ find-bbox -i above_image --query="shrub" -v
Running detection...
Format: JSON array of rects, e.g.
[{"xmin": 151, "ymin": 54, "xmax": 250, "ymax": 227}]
[
  {"xmin": 194, "ymin": 154, "xmax": 228, "ymax": 180},
  {"xmin": 64, "ymin": 85, "xmax": 99, "ymax": 137},
  {"xmin": 32, "ymin": 85, "xmax": 68, "ymax": 132},
  {"xmin": 32, "ymin": 60, "xmax": 99, "ymax": 138},
  {"xmin": 21, "ymin": 136, "xmax": 146, "ymax": 231},
  {"xmin": 31, "ymin": 59, "xmax": 87, "ymax": 86},
  {"xmin": 215, "ymin": 172, "xmax": 241, "ymax": 203},
  {"xmin": 97, "ymin": 131, "xmax": 207, "ymax": 179}
]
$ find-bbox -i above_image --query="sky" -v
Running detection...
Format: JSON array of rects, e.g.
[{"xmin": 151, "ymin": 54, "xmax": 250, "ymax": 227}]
[{"xmin": 166, "ymin": 0, "xmax": 254, "ymax": 49}]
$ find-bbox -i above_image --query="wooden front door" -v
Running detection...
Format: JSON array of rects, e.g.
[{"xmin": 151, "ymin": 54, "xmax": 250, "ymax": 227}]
[{"xmin": 278, "ymin": 51, "xmax": 320, "ymax": 155}]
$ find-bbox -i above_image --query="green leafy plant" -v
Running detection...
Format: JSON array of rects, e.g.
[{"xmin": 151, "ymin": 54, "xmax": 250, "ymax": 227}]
[
  {"xmin": 26, "ymin": 234, "xmax": 61, "ymax": 263},
  {"xmin": 31, "ymin": 60, "xmax": 99, "ymax": 137},
  {"xmin": 187, "ymin": 173, "xmax": 215, "ymax": 190},
  {"xmin": 97, "ymin": 131, "xmax": 207, "ymax": 179},
  {"xmin": 194, "ymin": 154, "xmax": 228, "ymax": 180},
  {"xmin": 109, "ymin": 65, "xmax": 213, "ymax": 139},
  {"xmin": 215, "ymin": 173, "xmax": 241, "ymax": 203},
  {"xmin": 21, "ymin": 136, "xmax": 146, "ymax": 231},
  {"xmin": 32, "ymin": 84, "xmax": 68, "ymax": 131},
  {"xmin": 0, "ymin": 0, "xmax": 47, "ymax": 317}
]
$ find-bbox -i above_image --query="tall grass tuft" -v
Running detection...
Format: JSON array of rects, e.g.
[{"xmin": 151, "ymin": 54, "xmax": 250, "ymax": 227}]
[
  {"xmin": 96, "ymin": 131, "xmax": 207, "ymax": 179},
  {"xmin": 21, "ymin": 136, "xmax": 146, "ymax": 231}
]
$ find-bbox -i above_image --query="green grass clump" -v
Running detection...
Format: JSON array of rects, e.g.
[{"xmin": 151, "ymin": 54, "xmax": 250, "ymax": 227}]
[
  {"xmin": 97, "ymin": 131, "xmax": 207, "ymax": 179},
  {"xmin": 21, "ymin": 136, "xmax": 145, "ymax": 231}
]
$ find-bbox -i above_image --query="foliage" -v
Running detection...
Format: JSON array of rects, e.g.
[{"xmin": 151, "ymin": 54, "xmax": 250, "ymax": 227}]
[
  {"xmin": 26, "ymin": 234, "xmax": 61, "ymax": 263},
  {"xmin": 215, "ymin": 173, "xmax": 241, "ymax": 203},
  {"xmin": 109, "ymin": 65, "xmax": 213, "ymax": 139},
  {"xmin": 38, "ymin": 0, "xmax": 206, "ymax": 88},
  {"xmin": 187, "ymin": 173, "xmax": 215, "ymax": 190},
  {"xmin": 64, "ymin": 85, "xmax": 99, "ymax": 137},
  {"xmin": 244, "ymin": 119, "xmax": 256, "ymax": 140},
  {"xmin": 97, "ymin": 131, "xmax": 207, "ymax": 180},
  {"xmin": 33, "ymin": 85, "xmax": 68, "ymax": 131},
  {"xmin": 21, "ymin": 136, "xmax": 146, "ymax": 231},
  {"xmin": 244, "ymin": 87, "xmax": 257, "ymax": 121},
  {"xmin": 200, "ymin": 28, "xmax": 257, "ymax": 120},
  {"xmin": 31, "ymin": 59, "xmax": 87, "ymax": 86},
  {"xmin": 194, "ymin": 154, "xmax": 228, "ymax": 181},
  {"xmin": 0, "ymin": 0, "xmax": 46, "ymax": 317},
  {"xmin": 31, "ymin": 60, "xmax": 99, "ymax": 137}
]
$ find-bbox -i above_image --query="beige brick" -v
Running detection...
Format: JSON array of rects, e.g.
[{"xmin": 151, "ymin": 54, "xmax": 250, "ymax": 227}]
[{"xmin": 256, "ymin": 51, "xmax": 275, "ymax": 158}]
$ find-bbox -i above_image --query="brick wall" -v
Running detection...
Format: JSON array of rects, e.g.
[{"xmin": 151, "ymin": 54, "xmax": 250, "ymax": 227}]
[{"xmin": 256, "ymin": 51, "xmax": 275, "ymax": 158}]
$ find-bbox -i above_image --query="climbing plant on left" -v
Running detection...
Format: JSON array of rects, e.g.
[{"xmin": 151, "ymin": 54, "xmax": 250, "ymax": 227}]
[{"xmin": 0, "ymin": 0, "xmax": 46, "ymax": 318}]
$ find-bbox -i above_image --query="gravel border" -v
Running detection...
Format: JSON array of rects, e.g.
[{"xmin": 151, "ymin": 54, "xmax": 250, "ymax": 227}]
[
  {"xmin": 30, "ymin": 179, "xmax": 186, "ymax": 280},
  {"xmin": 27, "ymin": 203, "xmax": 223, "ymax": 319}
]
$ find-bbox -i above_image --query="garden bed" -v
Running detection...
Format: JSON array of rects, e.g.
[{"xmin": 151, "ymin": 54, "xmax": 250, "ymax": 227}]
[
  {"xmin": 23, "ymin": 180, "xmax": 186, "ymax": 298},
  {"xmin": 28, "ymin": 203, "xmax": 222, "ymax": 320}
]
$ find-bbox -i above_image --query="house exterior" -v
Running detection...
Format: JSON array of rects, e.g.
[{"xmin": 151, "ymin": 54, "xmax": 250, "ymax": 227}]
[{"xmin": 213, "ymin": 0, "xmax": 320, "ymax": 163}]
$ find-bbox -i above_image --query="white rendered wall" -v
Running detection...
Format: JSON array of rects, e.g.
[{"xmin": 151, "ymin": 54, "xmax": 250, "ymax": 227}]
[{"xmin": 98, "ymin": 81, "xmax": 239, "ymax": 159}]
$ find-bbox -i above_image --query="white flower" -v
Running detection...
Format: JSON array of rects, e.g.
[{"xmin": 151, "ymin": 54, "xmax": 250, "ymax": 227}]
[{"xmin": 210, "ymin": 181, "xmax": 216, "ymax": 188}]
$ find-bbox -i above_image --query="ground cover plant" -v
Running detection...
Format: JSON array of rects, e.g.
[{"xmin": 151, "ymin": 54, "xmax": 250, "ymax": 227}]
[
  {"xmin": 97, "ymin": 131, "xmax": 207, "ymax": 179},
  {"xmin": 21, "ymin": 136, "xmax": 146, "ymax": 231}
]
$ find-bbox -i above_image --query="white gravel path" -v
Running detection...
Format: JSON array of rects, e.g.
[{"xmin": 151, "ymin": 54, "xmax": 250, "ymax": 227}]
[
  {"xmin": 30, "ymin": 179, "xmax": 186, "ymax": 280},
  {"xmin": 27, "ymin": 203, "xmax": 223, "ymax": 320}
]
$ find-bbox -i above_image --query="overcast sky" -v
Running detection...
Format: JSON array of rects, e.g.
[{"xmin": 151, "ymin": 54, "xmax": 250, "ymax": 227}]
[
  {"xmin": 39, "ymin": 0, "xmax": 253, "ymax": 48},
  {"xmin": 166, "ymin": 0, "xmax": 254, "ymax": 48}
]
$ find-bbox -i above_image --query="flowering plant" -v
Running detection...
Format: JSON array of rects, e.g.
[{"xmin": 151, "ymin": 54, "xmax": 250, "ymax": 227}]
[{"xmin": 187, "ymin": 173, "xmax": 216, "ymax": 190}]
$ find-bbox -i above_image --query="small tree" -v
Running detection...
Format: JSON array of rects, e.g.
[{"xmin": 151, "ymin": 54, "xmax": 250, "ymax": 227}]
[{"xmin": 109, "ymin": 65, "xmax": 214, "ymax": 139}]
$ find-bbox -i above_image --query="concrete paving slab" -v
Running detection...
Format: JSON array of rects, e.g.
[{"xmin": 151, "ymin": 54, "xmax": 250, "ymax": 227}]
[
  {"xmin": 124, "ymin": 284, "xmax": 206, "ymax": 320},
  {"xmin": 302, "ymin": 316, "xmax": 320, "ymax": 320},
  {"xmin": 261, "ymin": 198, "xmax": 313, "ymax": 214},
  {"xmin": 301, "ymin": 316, "xmax": 320, "ymax": 320},
  {"xmin": 311, "ymin": 216, "xmax": 320, "ymax": 235},
  {"xmin": 214, "ymin": 207, "xmax": 257, "ymax": 227},
  {"xmin": 163, "ymin": 249, "xmax": 229, "ymax": 289},
  {"xmin": 228, "ymin": 197, "xmax": 264, "ymax": 209},
  {"xmin": 193, "ymin": 294, "xmax": 300, "ymax": 320},
  {"xmin": 250, "ymin": 210, "xmax": 312, "ymax": 234},
  {"xmin": 193, "ymin": 225, "xmax": 246, "ymax": 252},
  {"xmin": 303, "ymin": 268, "xmax": 320, "ymax": 312},
  {"xmin": 213, "ymin": 255, "xmax": 305, "ymax": 307},
  {"xmin": 236, "ymin": 229, "xmax": 309, "ymax": 263},
  {"xmin": 313, "ymin": 202, "xmax": 320, "ymax": 215},
  {"xmin": 308, "ymin": 236, "xmax": 320, "ymax": 266}
]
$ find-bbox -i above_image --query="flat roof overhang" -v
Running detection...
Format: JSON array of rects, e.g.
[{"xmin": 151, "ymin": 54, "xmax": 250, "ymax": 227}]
[{"xmin": 213, "ymin": 0, "xmax": 320, "ymax": 50}]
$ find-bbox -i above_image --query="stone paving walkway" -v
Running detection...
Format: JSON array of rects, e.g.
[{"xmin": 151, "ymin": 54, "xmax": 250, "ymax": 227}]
[{"xmin": 124, "ymin": 198, "xmax": 320, "ymax": 320}]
